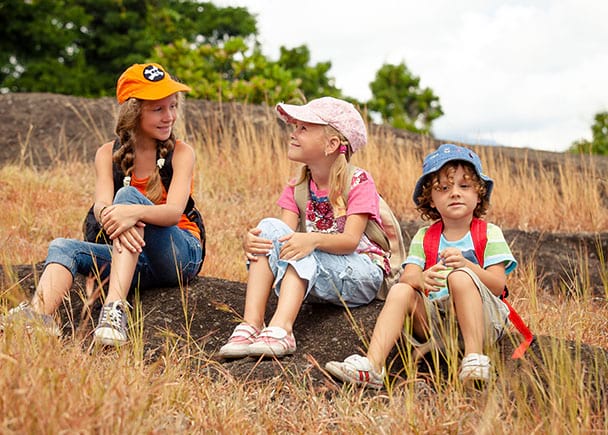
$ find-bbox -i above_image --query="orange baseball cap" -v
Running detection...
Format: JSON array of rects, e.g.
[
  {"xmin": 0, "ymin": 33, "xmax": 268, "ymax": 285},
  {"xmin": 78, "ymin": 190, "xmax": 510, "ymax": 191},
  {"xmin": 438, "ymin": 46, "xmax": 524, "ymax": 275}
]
[{"xmin": 116, "ymin": 63, "xmax": 191, "ymax": 104}]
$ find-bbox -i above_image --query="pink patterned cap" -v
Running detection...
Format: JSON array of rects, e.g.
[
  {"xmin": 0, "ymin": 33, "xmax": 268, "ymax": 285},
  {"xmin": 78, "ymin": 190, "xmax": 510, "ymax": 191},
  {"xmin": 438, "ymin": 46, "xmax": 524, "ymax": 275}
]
[{"xmin": 275, "ymin": 97, "xmax": 367, "ymax": 153}]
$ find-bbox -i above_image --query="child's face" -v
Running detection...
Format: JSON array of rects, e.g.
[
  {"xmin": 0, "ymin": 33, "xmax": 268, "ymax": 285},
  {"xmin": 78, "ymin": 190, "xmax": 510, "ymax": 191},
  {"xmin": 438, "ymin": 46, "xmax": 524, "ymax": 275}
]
[
  {"xmin": 287, "ymin": 121, "xmax": 332, "ymax": 164},
  {"xmin": 430, "ymin": 164, "xmax": 480, "ymax": 222},
  {"xmin": 138, "ymin": 94, "xmax": 178, "ymax": 142}
]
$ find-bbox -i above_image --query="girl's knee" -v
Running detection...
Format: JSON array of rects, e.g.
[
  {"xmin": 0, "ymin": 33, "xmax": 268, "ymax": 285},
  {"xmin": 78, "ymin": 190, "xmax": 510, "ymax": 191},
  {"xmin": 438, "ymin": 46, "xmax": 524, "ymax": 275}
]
[
  {"xmin": 257, "ymin": 217, "xmax": 292, "ymax": 239},
  {"xmin": 114, "ymin": 186, "xmax": 148, "ymax": 204},
  {"xmin": 47, "ymin": 237, "xmax": 74, "ymax": 254}
]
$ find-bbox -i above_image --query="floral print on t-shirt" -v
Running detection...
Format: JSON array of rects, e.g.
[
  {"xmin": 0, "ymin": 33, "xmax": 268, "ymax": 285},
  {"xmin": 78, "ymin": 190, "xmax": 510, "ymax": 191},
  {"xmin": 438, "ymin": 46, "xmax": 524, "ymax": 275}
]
[{"xmin": 305, "ymin": 171, "xmax": 369, "ymax": 233}]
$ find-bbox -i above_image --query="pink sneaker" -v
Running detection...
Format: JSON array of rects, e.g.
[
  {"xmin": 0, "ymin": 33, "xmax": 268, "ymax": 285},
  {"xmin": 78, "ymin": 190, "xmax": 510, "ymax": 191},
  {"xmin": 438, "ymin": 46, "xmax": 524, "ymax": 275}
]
[
  {"xmin": 248, "ymin": 326, "xmax": 296, "ymax": 357},
  {"xmin": 218, "ymin": 323, "xmax": 260, "ymax": 358}
]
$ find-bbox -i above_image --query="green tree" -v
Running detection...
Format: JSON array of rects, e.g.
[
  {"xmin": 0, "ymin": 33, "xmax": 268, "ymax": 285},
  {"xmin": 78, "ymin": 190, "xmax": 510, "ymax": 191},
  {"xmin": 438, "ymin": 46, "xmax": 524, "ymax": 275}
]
[
  {"xmin": 367, "ymin": 62, "xmax": 443, "ymax": 134},
  {"xmin": 277, "ymin": 45, "xmax": 340, "ymax": 100},
  {"xmin": 0, "ymin": 0, "xmax": 257, "ymax": 96},
  {"xmin": 569, "ymin": 111, "xmax": 608, "ymax": 155},
  {"xmin": 153, "ymin": 39, "xmax": 346, "ymax": 105},
  {"xmin": 153, "ymin": 38, "xmax": 301, "ymax": 105}
]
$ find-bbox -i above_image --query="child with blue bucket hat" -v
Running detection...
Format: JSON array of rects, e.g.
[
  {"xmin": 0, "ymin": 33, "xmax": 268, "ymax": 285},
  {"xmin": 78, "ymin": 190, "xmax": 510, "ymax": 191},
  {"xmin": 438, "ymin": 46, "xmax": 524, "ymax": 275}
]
[{"xmin": 326, "ymin": 143, "xmax": 517, "ymax": 388}]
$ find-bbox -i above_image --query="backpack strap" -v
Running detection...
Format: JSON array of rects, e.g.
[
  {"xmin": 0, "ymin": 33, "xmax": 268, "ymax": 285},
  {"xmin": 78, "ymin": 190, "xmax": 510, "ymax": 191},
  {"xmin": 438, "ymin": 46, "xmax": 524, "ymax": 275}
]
[
  {"xmin": 111, "ymin": 138, "xmax": 195, "ymax": 214},
  {"xmin": 423, "ymin": 218, "xmax": 486, "ymax": 270},
  {"xmin": 422, "ymin": 221, "xmax": 443, "ymax": 270},
  {"xmin": 294, "ymin": 173, "xmax": 309, "ymax": 233},
  {"xmin": 470, "ymin": 217, "xmax": 487, "ymax": 267},
  {"xmin": 111, "ymin": 138, "xmax": 124, "ymax": 194}
]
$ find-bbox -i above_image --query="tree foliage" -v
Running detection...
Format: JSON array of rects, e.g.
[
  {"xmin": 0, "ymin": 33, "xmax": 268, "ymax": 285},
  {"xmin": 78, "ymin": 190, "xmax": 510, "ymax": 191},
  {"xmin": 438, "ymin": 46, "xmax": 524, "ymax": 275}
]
[
  {"xmin": 276, "ymin": 46, "xmax": 341, "ymax": 99},
  {"xmin": 0, "ymin": 0, "xmax": 257, "ymax": 96},
  {"xmin": 1, "ymin": 1, "xmax": 444, "ymax": 133},
  {"xmin": 367, "ymin": 62, "xmax": 443, "ymax": 134},
  {"xmin": 153, "ymin": 40, "xmax": 341, "ymax": 105},
  {"xmin": 569, "ymin": 111, "xmax": 608, "ymax": 155}
]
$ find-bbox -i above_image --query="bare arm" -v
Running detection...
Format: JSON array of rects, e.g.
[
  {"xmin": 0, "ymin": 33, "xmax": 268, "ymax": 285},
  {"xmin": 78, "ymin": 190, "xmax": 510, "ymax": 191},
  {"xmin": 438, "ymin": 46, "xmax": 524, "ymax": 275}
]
[
  {"xmin": 399, "ymin": 263, "xmax": 426, "ymax": 293},
  {"xmin": 93, "ymin": 141, "xmax": 116, "ymax": 222}
]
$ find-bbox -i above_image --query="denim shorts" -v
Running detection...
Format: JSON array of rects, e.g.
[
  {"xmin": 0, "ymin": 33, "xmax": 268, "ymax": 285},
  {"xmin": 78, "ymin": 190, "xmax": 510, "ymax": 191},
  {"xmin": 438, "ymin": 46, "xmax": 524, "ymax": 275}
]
[
  {"xmin": 45, "ymin": 186, "xmax": 203, "ymax": 291},
  {"xmin": 255, "ymin": 218, "xmax": 383, "ymax": 307}
]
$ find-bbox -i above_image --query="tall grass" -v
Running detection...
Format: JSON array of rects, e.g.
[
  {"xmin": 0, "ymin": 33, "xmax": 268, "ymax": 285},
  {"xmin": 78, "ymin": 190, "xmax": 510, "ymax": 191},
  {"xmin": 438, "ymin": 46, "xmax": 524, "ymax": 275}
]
[{"xmin": 1, "ymin": 102, "xmax": 607, "ymax": 432}]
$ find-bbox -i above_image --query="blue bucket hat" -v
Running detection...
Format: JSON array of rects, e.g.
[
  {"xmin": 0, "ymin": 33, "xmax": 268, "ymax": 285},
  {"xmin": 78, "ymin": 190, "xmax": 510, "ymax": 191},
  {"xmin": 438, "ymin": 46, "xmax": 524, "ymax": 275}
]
[{"xmin": 412, "ymin": 144, "xmax": 494, "ymax": 205}]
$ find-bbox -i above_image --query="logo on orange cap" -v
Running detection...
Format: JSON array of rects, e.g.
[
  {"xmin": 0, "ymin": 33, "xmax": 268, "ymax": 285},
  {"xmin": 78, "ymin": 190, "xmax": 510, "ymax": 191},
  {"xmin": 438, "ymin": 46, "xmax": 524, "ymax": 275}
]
[
  {"xmin": 116, "ymin": 63, "xmax": 191, "ymax": 104},
  {"xmin": 143, "ymin": 65, "xmax": 165, "ymax": 82}
]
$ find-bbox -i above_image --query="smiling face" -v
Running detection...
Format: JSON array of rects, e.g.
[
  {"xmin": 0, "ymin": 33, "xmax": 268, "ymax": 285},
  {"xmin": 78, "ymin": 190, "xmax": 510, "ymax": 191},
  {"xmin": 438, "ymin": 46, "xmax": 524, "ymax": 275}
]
[
  {"xmin": 138, "ymin": 94, "xmax": 178, "ymax": 142},
  {"xmin": 430, "ymin": 163, "xmax": 481, "ymax": 223},
  {"xmin": 287, "ymin": 120, "xmax": 332, "ymax": 165}
]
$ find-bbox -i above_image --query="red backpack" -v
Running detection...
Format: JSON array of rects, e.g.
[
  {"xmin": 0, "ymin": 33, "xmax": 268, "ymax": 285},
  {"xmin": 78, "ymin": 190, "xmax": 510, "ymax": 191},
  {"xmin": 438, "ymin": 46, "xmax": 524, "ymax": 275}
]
[{"xmin": 423, "ymin": 218, "xmax": 533, "ymax": 359}]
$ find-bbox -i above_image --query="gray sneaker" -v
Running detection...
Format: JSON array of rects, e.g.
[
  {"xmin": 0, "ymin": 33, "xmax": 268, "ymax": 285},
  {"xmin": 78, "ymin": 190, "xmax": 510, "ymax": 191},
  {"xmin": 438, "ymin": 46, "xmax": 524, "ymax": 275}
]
[
  {"xmin": 94, "ymin": 300, "xmax": 129, "ymax": 346},
  {"xmin": 0, "ymin": 301, "xmax": 62, "ymax": 337}
]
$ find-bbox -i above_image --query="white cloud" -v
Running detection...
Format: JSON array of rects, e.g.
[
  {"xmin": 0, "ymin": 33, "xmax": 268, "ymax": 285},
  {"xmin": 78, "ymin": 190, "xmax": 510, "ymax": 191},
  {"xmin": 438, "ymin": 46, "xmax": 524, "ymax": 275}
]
[{"xmin": 214, "ymin": 0, "xmax": 608, "ymax": 151}]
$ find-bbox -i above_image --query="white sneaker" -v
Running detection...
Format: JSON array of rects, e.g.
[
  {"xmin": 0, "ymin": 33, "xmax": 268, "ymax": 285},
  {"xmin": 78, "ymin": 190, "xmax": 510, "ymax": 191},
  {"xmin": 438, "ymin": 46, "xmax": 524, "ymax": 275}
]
[
  {"xmin": 459, "ymin": 353, "xmax": 491, "ymax": 382},
  {"xmin": 325, "ymin": 354, "xmax": 385, "ymax": 389}
]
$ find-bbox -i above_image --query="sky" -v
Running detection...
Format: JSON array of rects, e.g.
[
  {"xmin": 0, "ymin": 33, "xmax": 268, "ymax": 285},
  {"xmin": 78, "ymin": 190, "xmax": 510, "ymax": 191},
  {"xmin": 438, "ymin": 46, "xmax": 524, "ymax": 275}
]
[{"xmin": 213, "ymin": 0, "xmax": 608, "ymax": 152}]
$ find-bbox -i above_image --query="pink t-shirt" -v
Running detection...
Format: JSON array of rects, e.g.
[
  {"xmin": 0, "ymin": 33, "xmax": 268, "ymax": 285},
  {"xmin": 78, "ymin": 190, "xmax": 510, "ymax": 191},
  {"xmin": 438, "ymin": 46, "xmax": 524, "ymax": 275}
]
[{"xmin": 277, "ymin": 168, "xmax": 390, "ymax": 274}]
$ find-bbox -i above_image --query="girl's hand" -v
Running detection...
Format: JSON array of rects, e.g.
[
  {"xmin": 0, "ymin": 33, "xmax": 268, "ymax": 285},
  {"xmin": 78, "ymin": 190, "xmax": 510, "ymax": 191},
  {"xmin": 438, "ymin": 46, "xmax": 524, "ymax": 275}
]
[
  {"xmin": 422, "ymin": 263, "xmax": 450, "ymax": 295},
  {"xmin": 112, "ymin": 225, "xmax": 145, "ymax": 254},
  {"xmin": 438, "ymin": 247, "xmax": 467, "ymax": 269},
  {"xmin": 278, "ymin": 232, "xmax": 315, "ymax": 261},
  {"xmin": 243, "ymin": 227, "xmax": 273, "ymax": 261},
  {"xmin": 101, "ymin": 204, "xmax": 144, "ymax": 239}
]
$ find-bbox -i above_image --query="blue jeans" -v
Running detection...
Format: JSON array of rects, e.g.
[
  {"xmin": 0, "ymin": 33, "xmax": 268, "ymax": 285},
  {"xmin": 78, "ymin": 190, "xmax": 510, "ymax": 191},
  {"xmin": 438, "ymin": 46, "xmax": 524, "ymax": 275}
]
[
  {"xmin": 45, "ymin": 187, "xmax": 203, "ymax": 291},
  {"xmin": 256, "ymin": 218, "xmax": 382, "ymax": 307}
]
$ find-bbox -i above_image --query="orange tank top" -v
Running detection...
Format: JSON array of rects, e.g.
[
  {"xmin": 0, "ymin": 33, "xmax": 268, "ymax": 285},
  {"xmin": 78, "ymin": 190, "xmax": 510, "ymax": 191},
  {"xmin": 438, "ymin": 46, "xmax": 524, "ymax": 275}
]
[{"xmin": 129, "ymin": 174, "xmax": 200, "ymax": 240}]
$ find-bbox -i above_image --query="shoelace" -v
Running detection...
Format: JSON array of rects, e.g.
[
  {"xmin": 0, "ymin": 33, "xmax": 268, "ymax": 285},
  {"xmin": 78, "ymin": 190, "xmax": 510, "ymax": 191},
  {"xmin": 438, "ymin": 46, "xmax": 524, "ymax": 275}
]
[{"xmin": 100, "ymin": 303, "xmax": 125, "ymax": 329}]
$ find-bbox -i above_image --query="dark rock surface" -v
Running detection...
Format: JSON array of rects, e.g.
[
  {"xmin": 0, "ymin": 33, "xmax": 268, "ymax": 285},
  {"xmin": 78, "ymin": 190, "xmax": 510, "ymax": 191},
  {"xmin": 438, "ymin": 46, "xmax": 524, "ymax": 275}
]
[{"xmin": 1, "ymin": 259, "xmax": 606, "ymax": 404}]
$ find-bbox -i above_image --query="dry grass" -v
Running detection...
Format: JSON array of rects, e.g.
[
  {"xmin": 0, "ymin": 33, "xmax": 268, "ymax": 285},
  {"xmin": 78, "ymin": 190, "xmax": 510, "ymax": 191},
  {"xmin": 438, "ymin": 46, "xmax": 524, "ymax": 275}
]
[{"xmin": 1, "ymin": 103, "xmax": 607, "ymax": 432}]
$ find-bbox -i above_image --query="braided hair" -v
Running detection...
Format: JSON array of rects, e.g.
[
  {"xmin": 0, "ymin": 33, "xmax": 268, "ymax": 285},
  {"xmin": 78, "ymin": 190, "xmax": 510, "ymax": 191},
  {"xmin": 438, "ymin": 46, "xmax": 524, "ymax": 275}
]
[{"xmin": 112, "ymin": 97, "xmax": 178, "ymax": 204}]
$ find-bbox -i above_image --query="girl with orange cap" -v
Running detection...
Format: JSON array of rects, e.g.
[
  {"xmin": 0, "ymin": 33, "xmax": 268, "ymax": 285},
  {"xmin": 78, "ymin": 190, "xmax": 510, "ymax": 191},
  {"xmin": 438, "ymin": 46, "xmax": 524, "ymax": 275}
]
[{"xmin": 0, "ymin": 63, "xmax": 204, "ymax": 346}]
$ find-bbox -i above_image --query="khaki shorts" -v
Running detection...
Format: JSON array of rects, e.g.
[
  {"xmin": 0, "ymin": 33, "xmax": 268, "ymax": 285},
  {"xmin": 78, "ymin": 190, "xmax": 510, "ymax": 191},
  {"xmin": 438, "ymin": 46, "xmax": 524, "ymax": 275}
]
[{"xmin": 404, "ymin": 267, "xmax": 510, "ymax": 353}]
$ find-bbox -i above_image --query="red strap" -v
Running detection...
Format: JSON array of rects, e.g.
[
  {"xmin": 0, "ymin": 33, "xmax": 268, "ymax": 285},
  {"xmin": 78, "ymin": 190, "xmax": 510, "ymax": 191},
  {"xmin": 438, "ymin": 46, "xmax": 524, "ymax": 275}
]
[
  {"xmin": 423, "ymin": 218, "xmax": 486, "ymax": 269},
  {"xmin": 502, "ymin": 295, "xmax": 535, "ymax": 359},
  {"xmin": 469, "ymin": 217, "xmax": 487, "ymax": 267},
  {"xmin": 423, "ymin": 221, "xmax": 442, "ymax": 269}
]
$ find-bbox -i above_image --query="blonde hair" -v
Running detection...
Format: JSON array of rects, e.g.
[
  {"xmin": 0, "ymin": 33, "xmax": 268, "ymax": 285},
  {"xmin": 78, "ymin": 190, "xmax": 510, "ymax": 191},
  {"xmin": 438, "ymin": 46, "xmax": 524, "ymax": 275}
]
[
  {"xmin": 112, "ymin": 94, "xmax": 183, "ymax": 204},
  {"xmin": 294, "ymin": 125, "xmax": 352, "ymax": 212}
]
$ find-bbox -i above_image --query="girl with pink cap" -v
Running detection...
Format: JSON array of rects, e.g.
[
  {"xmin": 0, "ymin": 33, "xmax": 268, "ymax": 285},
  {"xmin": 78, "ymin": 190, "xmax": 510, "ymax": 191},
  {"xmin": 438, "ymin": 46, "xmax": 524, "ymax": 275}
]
[{"xmin": 218, "ymin": 97, "xmax": 390, "ymax": 359}]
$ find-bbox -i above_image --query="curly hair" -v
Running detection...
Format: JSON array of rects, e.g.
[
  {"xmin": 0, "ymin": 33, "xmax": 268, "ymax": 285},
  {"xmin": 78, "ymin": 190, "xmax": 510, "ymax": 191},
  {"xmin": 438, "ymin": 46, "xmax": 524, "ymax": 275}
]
[
  {"xmin": 416, "ymin": 161, "xmax": 489, "ymax": 221},
  {"xmin": 112, "ymin": 95, "xmax": 182, "ymax": 204}
]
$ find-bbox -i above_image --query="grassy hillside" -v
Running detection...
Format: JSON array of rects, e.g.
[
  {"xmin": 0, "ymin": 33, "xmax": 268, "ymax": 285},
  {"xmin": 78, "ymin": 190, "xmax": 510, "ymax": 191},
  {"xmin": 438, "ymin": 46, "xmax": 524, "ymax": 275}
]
[{"xmin": 0, "ymin": 94, "xmax": 607, "ymax": 432}]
